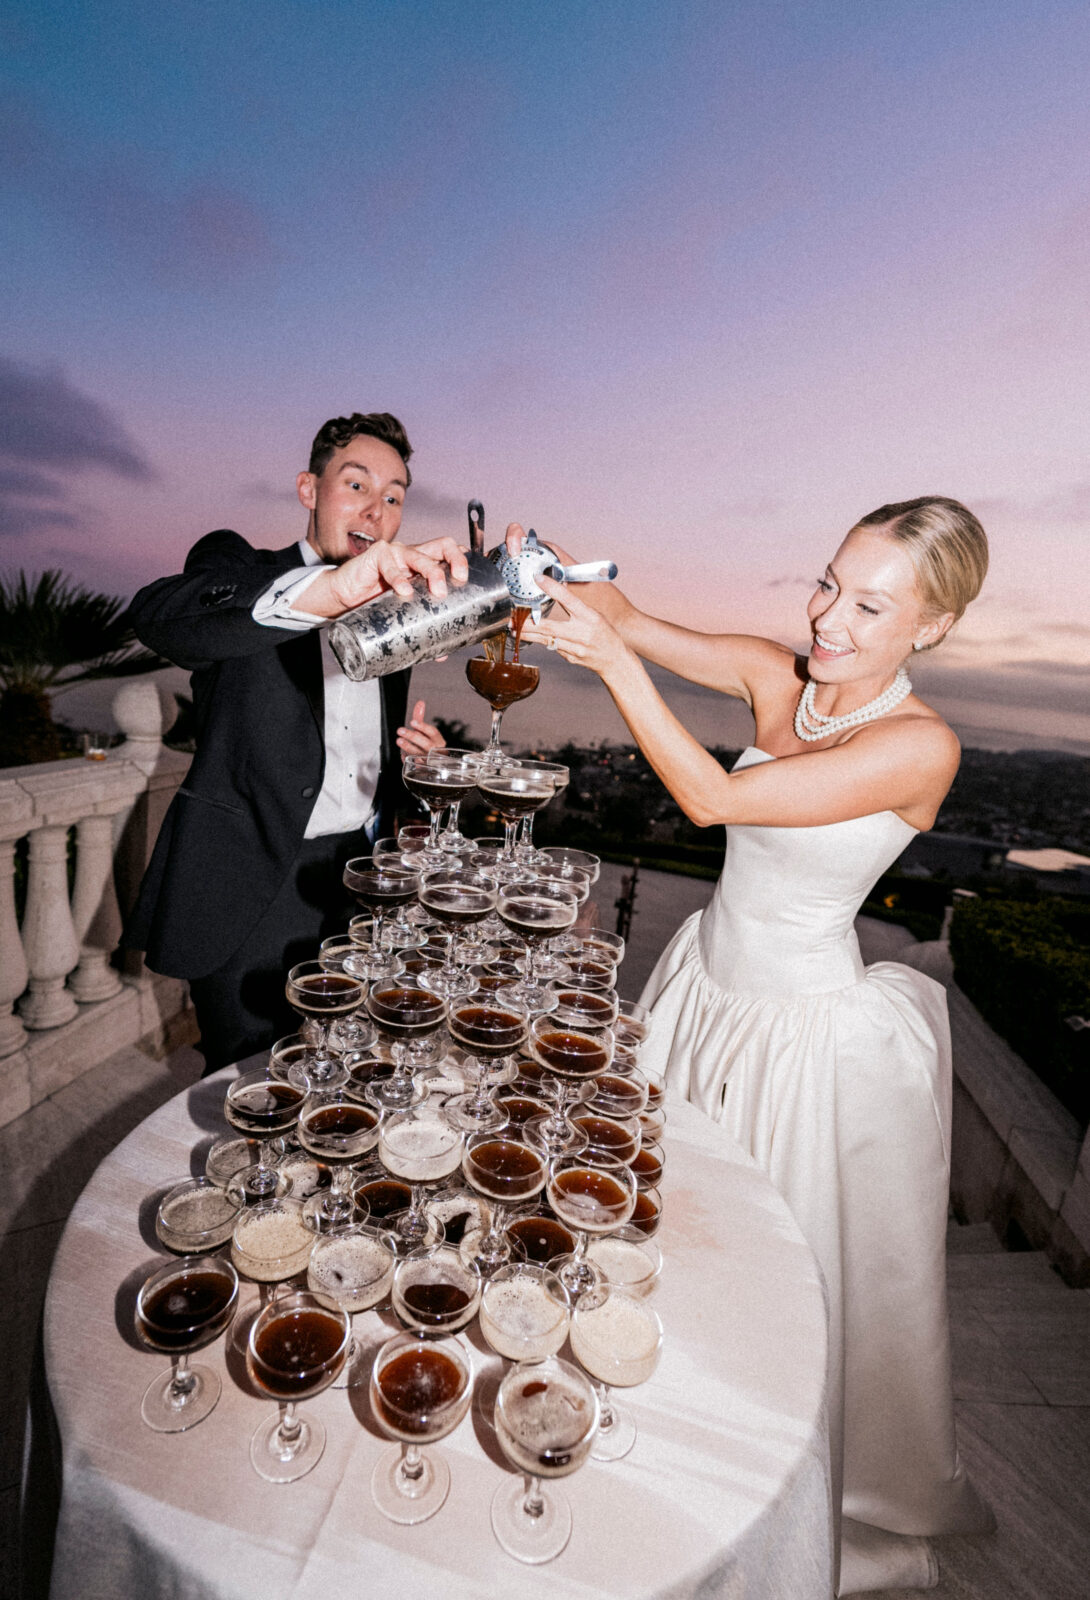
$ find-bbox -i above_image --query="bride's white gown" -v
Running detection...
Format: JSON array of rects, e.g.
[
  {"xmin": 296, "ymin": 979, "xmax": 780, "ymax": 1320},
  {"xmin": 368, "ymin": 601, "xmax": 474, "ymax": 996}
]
[{"xmin": 640, "ymin": 748, "xmax": 992, "ymax": 1594}]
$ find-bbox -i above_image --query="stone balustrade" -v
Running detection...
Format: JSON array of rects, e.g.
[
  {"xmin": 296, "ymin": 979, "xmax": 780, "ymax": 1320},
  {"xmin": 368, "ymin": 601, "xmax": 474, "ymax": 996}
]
[{"xmin": 0, "ymin": 681, "xmax": 194, "ymax": 1127}]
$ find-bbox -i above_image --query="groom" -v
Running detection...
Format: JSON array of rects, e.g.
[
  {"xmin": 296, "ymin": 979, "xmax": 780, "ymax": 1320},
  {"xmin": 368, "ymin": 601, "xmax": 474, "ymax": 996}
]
[{"xmin": 124, "ymin": 410, "xmax": 468, "ymax": 1071}]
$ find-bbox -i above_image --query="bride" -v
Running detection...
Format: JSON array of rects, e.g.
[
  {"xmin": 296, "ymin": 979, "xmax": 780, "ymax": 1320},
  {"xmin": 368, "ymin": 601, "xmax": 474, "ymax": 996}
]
[{"xmin": 517, "ymin": 497, "xmax": 994, "ymax": 1593}]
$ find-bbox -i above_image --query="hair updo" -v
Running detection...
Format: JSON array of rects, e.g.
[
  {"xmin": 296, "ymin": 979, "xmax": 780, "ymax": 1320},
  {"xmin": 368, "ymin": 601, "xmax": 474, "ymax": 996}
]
[{"xmin": 854, "ymin": 496, "xmax": 988, "ymax": 640}]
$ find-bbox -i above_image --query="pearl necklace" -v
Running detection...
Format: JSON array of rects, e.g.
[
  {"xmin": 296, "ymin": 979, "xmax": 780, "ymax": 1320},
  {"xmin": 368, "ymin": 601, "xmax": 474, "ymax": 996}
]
[{"xmin": 794, "ymin": 666, "xmax": 912, "ymax": 742}]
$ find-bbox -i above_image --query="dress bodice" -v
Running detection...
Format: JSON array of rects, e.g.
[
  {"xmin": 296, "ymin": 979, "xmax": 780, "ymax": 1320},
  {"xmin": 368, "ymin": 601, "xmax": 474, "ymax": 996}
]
[{"xmin": 696, "ymin": 747, "xmax": 917, "ymax": 999}]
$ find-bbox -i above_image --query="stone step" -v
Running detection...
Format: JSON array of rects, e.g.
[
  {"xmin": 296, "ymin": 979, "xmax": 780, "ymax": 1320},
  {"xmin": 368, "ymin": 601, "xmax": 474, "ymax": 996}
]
[
  {"xmin": 948, "ymin": 1247, "xmax": 1090, "ymax": 1323},
  {"xmin": 946, "ymin": 1220, "xmax": 1003, "ymax": 1255},
  {"xmin": 948, "ymin": 1248, "xmax": 1058, "ymax": 1286}
]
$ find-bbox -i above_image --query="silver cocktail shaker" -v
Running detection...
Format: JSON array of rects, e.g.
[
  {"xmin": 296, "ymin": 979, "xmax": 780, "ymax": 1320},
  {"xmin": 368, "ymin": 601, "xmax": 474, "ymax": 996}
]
[{"xmin": 328, "ymin": 502, "xmax": 617, "ymax": 682}]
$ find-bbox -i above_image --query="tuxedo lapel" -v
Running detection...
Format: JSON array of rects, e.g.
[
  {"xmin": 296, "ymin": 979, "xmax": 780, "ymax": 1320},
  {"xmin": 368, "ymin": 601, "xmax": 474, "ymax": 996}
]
[{"xmin": 263, "ymin": 544, "xmax": 325, "ymax": 738}]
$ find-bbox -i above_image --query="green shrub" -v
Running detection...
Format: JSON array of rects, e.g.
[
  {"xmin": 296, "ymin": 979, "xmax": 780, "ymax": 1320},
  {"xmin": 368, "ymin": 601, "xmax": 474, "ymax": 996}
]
[{"xmin": 950, "ymin": 897, "xmax": 1090, "ymax": 1126}]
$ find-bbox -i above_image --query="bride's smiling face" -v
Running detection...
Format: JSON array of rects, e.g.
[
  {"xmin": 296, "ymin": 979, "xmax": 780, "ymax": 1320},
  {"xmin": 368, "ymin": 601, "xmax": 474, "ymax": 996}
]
[{"xmin": 805, "ymin": 526, "xmax": 952, "ymax": 685}]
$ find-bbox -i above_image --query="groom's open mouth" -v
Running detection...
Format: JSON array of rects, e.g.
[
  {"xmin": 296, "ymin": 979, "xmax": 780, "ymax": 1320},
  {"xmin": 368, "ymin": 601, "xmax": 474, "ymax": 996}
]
[{"xmin": 347, "ymin": 532, "xmax": 376, "ymax": 557}]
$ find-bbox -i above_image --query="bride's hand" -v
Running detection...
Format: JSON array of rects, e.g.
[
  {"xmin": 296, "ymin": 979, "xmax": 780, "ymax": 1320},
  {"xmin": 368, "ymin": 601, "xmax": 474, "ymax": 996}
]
[{"xmin": 521, "ymin": 575, "xmax": 631, "ymax": 678}]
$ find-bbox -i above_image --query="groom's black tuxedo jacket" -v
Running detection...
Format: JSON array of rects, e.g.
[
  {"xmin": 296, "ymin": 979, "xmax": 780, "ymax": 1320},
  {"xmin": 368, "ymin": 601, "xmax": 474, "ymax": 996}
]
[{"xmin": 125, "ymin": 530, "xmax": 410, "ymax": 980}]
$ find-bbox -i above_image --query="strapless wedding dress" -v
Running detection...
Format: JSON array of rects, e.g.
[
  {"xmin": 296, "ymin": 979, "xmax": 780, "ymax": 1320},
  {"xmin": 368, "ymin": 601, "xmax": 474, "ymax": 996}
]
[{"xmin": 640, "ymin": 748, "xmax": 992, "ymax": 1594}]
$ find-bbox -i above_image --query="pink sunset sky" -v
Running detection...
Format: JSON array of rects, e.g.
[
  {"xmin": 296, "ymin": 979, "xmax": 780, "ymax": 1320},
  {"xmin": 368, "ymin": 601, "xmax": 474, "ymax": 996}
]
[{"xmin": 3, "ymin": 1, "xmax": 1089, "ymax": 753}]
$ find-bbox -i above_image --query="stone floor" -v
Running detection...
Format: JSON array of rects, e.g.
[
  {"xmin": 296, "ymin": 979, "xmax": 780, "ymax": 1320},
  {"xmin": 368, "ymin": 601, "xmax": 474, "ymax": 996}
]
[{"xmin": 4, "ymin": 878, "xmax": 1089, "ymax": 1597}]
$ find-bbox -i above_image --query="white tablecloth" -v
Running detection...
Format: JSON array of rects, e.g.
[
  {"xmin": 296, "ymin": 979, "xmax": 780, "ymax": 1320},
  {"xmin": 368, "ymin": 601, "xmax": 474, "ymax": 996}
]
[{"xmin": 42, "ymin": 1072, "xmax": 833, "ymax": 1599}]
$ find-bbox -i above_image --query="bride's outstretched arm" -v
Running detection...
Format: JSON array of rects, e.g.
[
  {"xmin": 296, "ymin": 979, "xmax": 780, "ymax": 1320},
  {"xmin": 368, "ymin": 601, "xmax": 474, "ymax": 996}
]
[
  {"xmin": 504, "ymin": 522, "xmax": 785, "ymax": 699},
  {"xmin": 522, "ymin": 577, "xmax": 960, "ymax": 830}
]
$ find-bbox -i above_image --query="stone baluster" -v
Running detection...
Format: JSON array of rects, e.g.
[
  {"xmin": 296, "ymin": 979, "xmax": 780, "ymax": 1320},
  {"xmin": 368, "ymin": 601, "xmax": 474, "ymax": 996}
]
[
  {"xmin": 0, "ymin": 783, "xmax": 33, "ymax": 1055},
  {"xmin": 18, "ymin": 823, "xmax": 80, "ymax": 1029},
  {"xmin": 112, "ymin": 679, "xmax": 165, "ymax": 776},
  {"xmin": 67, "ymin": 812, "xmax": 125, "ymax": 1003}
]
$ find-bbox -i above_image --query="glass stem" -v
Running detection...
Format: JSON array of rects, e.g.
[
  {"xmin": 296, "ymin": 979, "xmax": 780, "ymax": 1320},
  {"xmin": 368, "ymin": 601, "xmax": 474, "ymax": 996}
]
[
  {"xmin": 523, "ymin": 1475, "xmax": 546, "ymax": 1519},
  {"xmin": 428, "ymin": 806, "xmax": 444, "ymax": 852},
  {"xmin": 502, "ymin": 817, "xmax": 519, "ymax": 860},
  {"xmin": 483, "ymin": 1201, "xmax": 508, "ymax": 1251},
  {"xmin": 277, "ymin": 1401, "xmax": 302, "ymax": 1446},
  {"xmin": 596, "ymin": 1381, "xmax": 615, "ymax": 1430},
  {"xmin": 488, "ymin": 708, "xmax": 504, "ymax": 757},
  {"xmin": 447, "ymin": 799, "xmax": 463, "ymax": 838},
  {"xmin": 169, "ymin": 1351, "xmax": 196, "ymax": 1401},
  {"xmin": 401, "ymin": 1443, "xmax": 424, "ymax": 1483}
]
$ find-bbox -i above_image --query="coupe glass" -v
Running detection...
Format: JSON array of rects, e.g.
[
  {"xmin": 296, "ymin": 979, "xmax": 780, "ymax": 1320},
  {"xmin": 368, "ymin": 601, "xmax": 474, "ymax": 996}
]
[
  {"xmin": 416, "ymin": 867, "xmax": 497, "ymax": 999},
  {"xmin": 443, "ymin": 990, "xmax": 527, "ymax": 1132},
  {"xmin": 296, "ymin": 1091, "xmax": 380, "ymax": 1232},
  {"xmin": 490, "ymin": 1356, "xmax": 599, "ymax": 1563},
  {"xmin": 465, "ymin": 638, "xmax": 540, "ymax": 768},
  {"xmin": 135, "ymin": 1255, "xmax": 238, "ymax": 1432},
  {"xmin": 345, "ymin": 908, "xmax": 396, "ymax": 982},
  {"xmin": 230, "ymin": 1196, "xmax": 315, "ymax": 1288},
  {"xmin": 584, "ymin": 1226, "xmax": 663, "ymax": 1298},
  {"xmin": 378, "ymin": 1105, "xmax": 463, "ymax": 1249},
  {"xmin": 630, "ymin": 1182, "xmax": 663, "ymax": 1238},
  {"xmin": 630, "ymin": 1141, "xmax": 665, "ymax": 1189},
  {"xmin": 246, "ymin": 1290, "xmax": 351, "ymax": 1482},
  {"xmin": 514, "ymin": 761, "xmax": 570, "ymax": 864},
  {"xmin": 392, "ymin": 1245, "xmax": 482, "ymax": 1336},
  {"xmin": 564, "ymin": 929, "xmax": 624, "ymax": 989},
  {"xmin": 523, "ymin": 862, "xmax": 590, "ymax": 977},
  {"xmin": 284, "ymin": 960, "xmax": 364, "ymax": 1090},
  {"xmin": 223, "ymin": 1069, "xmax": 305, "ymax": 1204},
  {"xmin": 570, "ymin": 1111, "xmax": 642, "ymax": 1168},
  {"xmin": 540, "ymin": 846, "xmax": 600, "ymax": 885},
  {"xmin": 369, "ymin": 1331, "xmax": 473, "ymax": 1523},
  {"xmin": 546, "ymin": 1155, "xmax": 636, "ymax": 1299},
  {"xmin": 496, "ymin": 880, "xmax": 578, "ymax": 1009},
  {"xmin": 156, "ymin": 1177, "xmax": 243, "ymax": 1253},
  {"xmin": 523, "ymin": 1013, "xmax": 613, "ymax": 1160},
  {"xmin": 503, "ymin": 1210, "xmax": 576, "ymax": 1268},
  {"xmin": 587, "ymin": 1064, "xmax": 649, "ymax": 1121},
  {"xmin": 549, "ymin": 984, "xmax": 619, "ymax": 1034},
  {"xmin": 459, "ymin": 1131, "xmax": 547, "ymax": 1277},
  {"xmin": 364, "ymin": 981, "xmax": 448, "ymax": 1111},
  {"xmin": 318, "ymin": 935, "xmax": 379, "ymax": 1051},
  {"xmin": 342, "ymin": 858, "xmax": 421, "ymax": 965},
  {"xmin": 475, "ymin": 764, "xmax": 558, "ymax": 877},
  {"xmin": 355, "ymin": 1173, "xmax": 413, "ymax": 1226},
  {"xmin": 570, "ymin": 1283, "xmax": 663, "ymax": 1461},
  {"xmin": 307, "ymin": 1223, "xmax": 395, "ymax": 1386},
  {"xmin": 479, "ymin": 1261, "xmax": 570, "ymax": 1364},
  {"xmin": 403, "ymin": 752, "xmax": 483, "ymax": 866},
  {"xmin": 429, "ymin": 747, "xmax": 483, "ymax": 854},
  {"xmin": 269, "ymin": 1030, "xmax": 318, "ymax": 1100}
]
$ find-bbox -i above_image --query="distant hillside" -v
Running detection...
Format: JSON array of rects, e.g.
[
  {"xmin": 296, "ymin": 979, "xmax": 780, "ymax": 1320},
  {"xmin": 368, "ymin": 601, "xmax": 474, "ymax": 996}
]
[{"xmin": 936, "ymin": 748, "xmax": 1090, "ymax": 855}]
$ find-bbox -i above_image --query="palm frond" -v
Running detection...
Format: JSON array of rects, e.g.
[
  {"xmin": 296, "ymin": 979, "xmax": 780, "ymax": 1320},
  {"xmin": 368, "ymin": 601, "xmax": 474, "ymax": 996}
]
[{"xmin": 0, "ymin": 569, "xmax": 168, "ymax": 692}]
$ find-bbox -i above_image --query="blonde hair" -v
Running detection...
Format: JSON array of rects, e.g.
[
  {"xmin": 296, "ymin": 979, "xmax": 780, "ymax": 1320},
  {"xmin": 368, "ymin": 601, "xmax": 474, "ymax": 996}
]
[{"xmin": 855, "ymin": 496, "xmax": 988, "ymax": 636}]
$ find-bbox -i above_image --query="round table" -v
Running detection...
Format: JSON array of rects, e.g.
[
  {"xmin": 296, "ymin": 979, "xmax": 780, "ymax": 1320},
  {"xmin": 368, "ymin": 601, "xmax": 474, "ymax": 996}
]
[{"xmin": 42, "ymin": 1071, "xmax": 833, "ymax": 1600}]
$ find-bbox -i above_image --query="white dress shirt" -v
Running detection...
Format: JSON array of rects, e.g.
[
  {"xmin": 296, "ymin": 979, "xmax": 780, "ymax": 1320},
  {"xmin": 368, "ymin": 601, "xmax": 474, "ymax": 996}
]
[{"xmin": 252, "ymin": 540, "xmax": 383, "ymax": 839}]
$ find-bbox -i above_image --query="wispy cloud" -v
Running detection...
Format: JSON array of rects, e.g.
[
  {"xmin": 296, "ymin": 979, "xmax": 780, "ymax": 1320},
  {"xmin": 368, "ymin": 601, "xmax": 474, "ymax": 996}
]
[
  {"xmin": 407, "ymin": 485, "xmax": 468, "ymax": 519},
  {"xmin": 243, "ymin": 481, "xmax": 297, "ymax": 505},
  {"xmin": 0, "ymin": 94, "xmax": 276, "ymax": 287},
  {"xmin": 973, "ymin": 479, "xmax": 1090, "ymax": 526},
  {"xmin": 0, "ymin": 355, "xmax": 154, "ymax": 542}
]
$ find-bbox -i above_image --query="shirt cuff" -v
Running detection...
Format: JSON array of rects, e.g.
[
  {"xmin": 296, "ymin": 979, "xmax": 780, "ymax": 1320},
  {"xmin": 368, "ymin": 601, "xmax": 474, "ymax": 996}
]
[{"xmin": 251, "ymin": 565, "xmax": 332, "ymax": 629}]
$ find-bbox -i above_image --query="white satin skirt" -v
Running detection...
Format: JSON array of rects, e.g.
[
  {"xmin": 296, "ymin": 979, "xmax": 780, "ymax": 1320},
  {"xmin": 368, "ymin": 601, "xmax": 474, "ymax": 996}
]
[{"xmin": 641, "ymin": 911, "xmax": 993, "ymax": 1591}]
